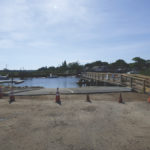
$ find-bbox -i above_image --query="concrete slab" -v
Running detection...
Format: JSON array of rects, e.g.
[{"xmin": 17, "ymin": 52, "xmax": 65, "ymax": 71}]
[
  {"xmin": 4, "ymin": 87, "xmax": 42, "ymax": 96},
  {"xmin": 14, "ymin": 86, "xmax": 132, "ymax": 96}
]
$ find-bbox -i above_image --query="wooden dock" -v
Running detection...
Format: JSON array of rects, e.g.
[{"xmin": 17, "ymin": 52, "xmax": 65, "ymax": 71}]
[{"xmin": 81, "ymin": 72, "xmax": 150, "ymax": 93}]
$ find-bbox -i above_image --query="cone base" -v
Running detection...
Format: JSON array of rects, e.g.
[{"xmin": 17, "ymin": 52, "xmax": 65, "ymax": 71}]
[
  {"xmin": 56, "ymin": 95, "xmax": 61, "ymax": 105},
  {"xmin": 56, "ymin": 100, "xmax": 61, "ymax": 105},
  {"xmin": 86, "ymin": 95, "xmax": 92, "ymax": 103},
  {"xmin": 118, "ymin": 94, "xmax": 124, "ymax": 104},
  {"xmin": 9, "ymin": 96, "xmax": 15, "ymax": 104}
]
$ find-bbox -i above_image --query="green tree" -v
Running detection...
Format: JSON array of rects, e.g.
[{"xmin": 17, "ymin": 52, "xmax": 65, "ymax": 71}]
[
  {"xmin": 68, "ymin": 62, "xmax": 83, "ymax": 74},
  {"xmin": 111, "ymin": 59, "xmax": 129, "ymax": 69},
  {"xmin": 85, "ymin": 61, "xmax": 108, "ymax": 68},
  {"xmin": 62, "ymin": 60, "xmax": 67, "ymax": 68},
  {"xmin": 132, "ymin": 57, "xmax": 146, "ymax": 70}
]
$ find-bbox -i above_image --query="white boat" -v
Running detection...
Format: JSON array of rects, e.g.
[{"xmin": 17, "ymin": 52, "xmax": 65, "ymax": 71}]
[
  {"xmin": 14, "ymin": 80, "xmax": 24, "ymax": 84},
  {"xmin": 0, "ymin": 79, "xmax": 24, "ymax": 84},
  {"xmin": 49, "ymin": 73, "xmax": 58, "ymax": 78},
  {"xmin": 0, "ymin": 75, "xmax": 9, "ymax": 80}
]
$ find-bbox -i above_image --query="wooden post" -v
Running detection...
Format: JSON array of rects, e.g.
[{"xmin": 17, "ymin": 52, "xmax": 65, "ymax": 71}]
[
  {"xmin": 120, "ymin": 75, "xmax": 122, "ymax": 84},
  {"xmin": 130, "ymin": 77, "xmax": 133, "ymax": 88},
  {"xmin": 143, "ymin": 80, "xmax": 145, "ymax": 93},
  {"xmin": 98, "ymin": 73, "xmax": 100, "ymax": 81},
  {"xmin": 112, "ymin": 74, "xmax": 115, "ymax": 82},
  {"xmin": 106, "ymin": 74, "xmax": 109, "ymax": 80}
]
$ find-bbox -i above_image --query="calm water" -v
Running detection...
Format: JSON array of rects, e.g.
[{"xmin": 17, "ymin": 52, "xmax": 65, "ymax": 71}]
[{"xmin": 14, "ymin": 76, "xmax": 80, "ymax": 88}]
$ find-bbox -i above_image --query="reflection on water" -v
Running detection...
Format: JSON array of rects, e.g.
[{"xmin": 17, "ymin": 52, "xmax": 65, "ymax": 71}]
[{"xmin": 14, "ymin": 76, "xmax": 80, "ymax": 88}]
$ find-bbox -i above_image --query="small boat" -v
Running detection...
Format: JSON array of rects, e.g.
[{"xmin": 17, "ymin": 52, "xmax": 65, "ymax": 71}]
[
  {"xmin": 0, "ymin": 80, "xmax": 12, "ymax": 83},
  {"xmin": 49, "ymin": 73, "xmax": 58, "ymax": 78},
  {"xmin": 14, "ymin": 80, "xmax": 24, "ymax": 84},
  {"xmin": 0, "ymin": 80, "xmax": 24, "ymax": 84},
  {"xmin": 0, "ymin": 75, "xmax": 9, "ymax": 80}
]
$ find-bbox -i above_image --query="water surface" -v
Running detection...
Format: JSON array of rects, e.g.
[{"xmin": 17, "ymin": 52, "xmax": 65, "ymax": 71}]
[{"xmin": 14, "ymin": 76, "xmax": 80, "ymax": 88}]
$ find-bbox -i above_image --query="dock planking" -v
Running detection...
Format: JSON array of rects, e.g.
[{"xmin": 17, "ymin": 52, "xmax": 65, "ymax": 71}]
[{"xmin": 81, "ymin": 72, "xmax": 150, "ymax": 93}]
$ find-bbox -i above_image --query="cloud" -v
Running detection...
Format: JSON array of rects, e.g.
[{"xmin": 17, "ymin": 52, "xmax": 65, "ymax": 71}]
[
  {"xmin": 10, "ymin": 32, "xmax": 29, "ymax": 41},
  {"xmin": 0, "ymin": 0, "xmax": 91, "ymax": 31},
  {"xmin": 0, "ymin": 0, "xmax": 33, "ymax": 32},
  {"xmin": 0, "ymin": 0, "xmax": 150, "ymax": 69},
  {"xmin": 0, "ymin": 39, "xmax": 15, "ymax": 48},
  {"xmin": 28, "ymin": 40, "xmax": 55, "ymax": 48},
  {"xmin": 0, "ymin": 0, "xmax": 94, "ymax": 49},
  {"xmin": 33, "ymin": 0, "xmax": 89, "ymax": 25}
]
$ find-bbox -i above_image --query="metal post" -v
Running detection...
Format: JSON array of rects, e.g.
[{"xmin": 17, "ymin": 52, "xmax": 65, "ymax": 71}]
[{"xmin": 11, "ymin": 74, "xmax": 13, "ymax": 89}]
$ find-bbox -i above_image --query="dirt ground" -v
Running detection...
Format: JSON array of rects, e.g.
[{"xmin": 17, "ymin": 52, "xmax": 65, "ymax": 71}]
[{"xmin": 0, "ymin": 92, "xmax": 150, "ymax": 150}]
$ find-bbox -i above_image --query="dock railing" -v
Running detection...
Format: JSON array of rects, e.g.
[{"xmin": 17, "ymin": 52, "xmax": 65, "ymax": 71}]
[{"xmin": 82, "ymin": 72, "xmax": 150, "ymax": 93}]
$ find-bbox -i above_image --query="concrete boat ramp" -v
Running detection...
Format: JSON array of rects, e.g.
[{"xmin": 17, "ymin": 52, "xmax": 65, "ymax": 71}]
[{"xmin": 12, "ymin": 86, "xmax": 132, "ymax": 96}]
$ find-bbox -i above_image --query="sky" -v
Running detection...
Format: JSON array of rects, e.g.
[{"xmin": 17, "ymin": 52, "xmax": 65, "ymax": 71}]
[{"xmin": 0, "ymin": 0, "xmax": 150, "ymax": 70}]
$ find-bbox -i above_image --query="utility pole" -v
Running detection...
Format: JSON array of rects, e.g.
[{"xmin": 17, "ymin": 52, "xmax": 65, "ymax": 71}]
[
  {"xmin": 5, "ymin": 64, "xmax": 7, "ymax": 70},
  {"xmin": 11, "ymin": 72, "xmax": 13, "ymax": 89}
]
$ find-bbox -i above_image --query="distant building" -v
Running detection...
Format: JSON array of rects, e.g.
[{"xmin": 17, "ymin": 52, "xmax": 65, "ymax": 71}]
[
  {"xmin": 91, "ymin": 66, "xmax": 109, "ymax": 72},
  {"xmin": 127, "ymin": 70, "xmax": 139, "ymax": 74},
  {"xmin": 146, "ymin": 60, "xmax": 150, "ymax": 64}
]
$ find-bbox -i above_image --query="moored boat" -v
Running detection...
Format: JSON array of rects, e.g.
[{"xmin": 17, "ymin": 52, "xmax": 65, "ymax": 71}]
[{"xmin": 0, "ymin": 75, "xmax": 9, "ymax": 80}]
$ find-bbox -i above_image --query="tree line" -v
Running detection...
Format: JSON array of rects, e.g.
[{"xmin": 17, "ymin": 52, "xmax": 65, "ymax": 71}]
[{"xmin": 0, "ymin": 57, "xmax": 150, "ymax": 78}]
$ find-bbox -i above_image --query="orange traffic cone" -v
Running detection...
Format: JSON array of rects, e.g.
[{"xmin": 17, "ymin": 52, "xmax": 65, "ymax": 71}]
[
  {"xmin": 86, "ymin": 94, "xmax": 91, "ymax": 103},
  {"xmin": 148, "ymin": 96, "xmax": 150, "ymax": 103},
  {"xmin": 9, "ymin": 90, "xmax": 15, "ymax": 104},
  {"xmin": 55, "ymin": 88, "xmax": 61, "ymax": 105},
  {"xmin": 118, "ymin": 93, "xmax": 124, "ymax": 104},
  {"xmin": 0, "ymin": 86, "xmax": 3, "ymax": 99}
]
